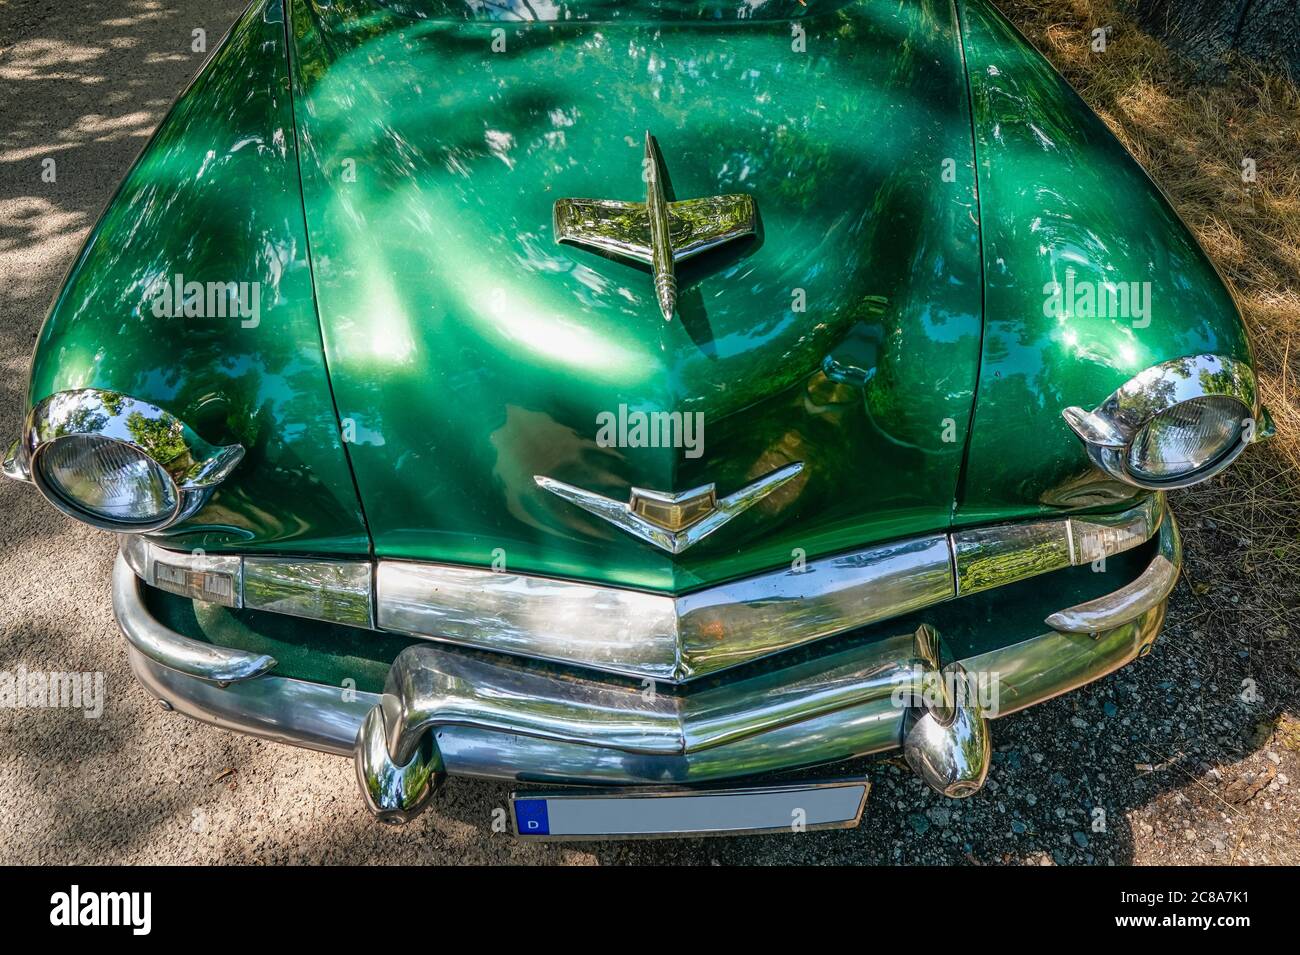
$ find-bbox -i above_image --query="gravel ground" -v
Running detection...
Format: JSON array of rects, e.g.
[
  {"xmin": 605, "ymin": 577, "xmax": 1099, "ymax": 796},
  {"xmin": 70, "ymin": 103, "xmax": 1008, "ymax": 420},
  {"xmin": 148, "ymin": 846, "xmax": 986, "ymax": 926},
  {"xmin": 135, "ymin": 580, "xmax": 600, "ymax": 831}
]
[{"xmin": 0, "ymin": 1, "xmax": 1296, "ymax": 865}]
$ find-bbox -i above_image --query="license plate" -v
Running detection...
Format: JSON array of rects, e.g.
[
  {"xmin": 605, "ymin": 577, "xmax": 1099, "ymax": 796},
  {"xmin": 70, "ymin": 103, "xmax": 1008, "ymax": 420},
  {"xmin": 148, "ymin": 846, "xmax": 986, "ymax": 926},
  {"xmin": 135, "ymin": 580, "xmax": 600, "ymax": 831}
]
[{"xmin": 510, "ymin": 779, "xmax": 869, "ymax": 840}]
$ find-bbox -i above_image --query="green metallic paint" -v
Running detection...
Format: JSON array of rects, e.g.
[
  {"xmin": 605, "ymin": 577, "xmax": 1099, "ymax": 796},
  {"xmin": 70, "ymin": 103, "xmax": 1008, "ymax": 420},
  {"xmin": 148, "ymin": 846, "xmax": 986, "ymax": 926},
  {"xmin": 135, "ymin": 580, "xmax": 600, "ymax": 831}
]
[
  {"xmin": 20, "ymin": 0, "xmax": 1257, "ymax": 600},
  {"xmin": 953, "ymin": 0, "xmax": 1255, "ymax": 524},
  {"xmin": 24, "ymin": 0, "xmax": 369, "ymax": 554},
  {"xmin": 287, "ymin": 0, "xmax": 984, "ymax": 592}
]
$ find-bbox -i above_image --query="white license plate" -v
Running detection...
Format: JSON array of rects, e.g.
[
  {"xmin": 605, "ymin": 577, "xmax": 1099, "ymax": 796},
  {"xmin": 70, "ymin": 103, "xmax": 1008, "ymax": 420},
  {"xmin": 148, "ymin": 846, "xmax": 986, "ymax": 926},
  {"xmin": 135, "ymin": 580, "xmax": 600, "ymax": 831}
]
[{"xmin": 510, "ymin": 779, "xmax": 869, "ymax": 840}]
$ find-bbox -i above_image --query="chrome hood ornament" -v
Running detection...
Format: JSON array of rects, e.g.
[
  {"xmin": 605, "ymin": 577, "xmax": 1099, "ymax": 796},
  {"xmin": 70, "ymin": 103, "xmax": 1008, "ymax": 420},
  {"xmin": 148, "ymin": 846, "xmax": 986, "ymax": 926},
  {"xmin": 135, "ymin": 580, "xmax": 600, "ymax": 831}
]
[
  {"xmin": 534, "ymin": 463, "xmax": 803, "ymax": 554},
  {"xmin": 553, "ymin": 132, "xmax": 757, "ymax": 321}
]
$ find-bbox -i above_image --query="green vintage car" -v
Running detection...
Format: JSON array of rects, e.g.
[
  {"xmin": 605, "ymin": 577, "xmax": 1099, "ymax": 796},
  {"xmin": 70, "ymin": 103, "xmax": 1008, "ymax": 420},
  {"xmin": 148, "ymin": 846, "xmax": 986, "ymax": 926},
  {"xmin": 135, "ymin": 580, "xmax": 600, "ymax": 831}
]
[{"xmin": 4, "ymin": 0, "xmax": 1273, "ymax": 838}]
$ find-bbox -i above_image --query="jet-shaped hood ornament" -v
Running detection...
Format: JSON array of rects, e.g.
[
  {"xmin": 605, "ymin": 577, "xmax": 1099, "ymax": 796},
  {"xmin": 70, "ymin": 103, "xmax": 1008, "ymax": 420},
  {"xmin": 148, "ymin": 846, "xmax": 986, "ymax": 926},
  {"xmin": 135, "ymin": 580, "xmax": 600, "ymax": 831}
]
[{"xmin": 553, "ymin": 132, "xmax": 757, "ymax": 321}]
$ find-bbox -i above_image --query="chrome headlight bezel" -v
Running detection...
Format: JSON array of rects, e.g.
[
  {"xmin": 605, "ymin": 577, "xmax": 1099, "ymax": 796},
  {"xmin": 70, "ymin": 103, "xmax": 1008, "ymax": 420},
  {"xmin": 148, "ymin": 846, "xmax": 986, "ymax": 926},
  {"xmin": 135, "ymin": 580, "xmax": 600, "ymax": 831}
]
[
  {"xmin": 1062, "ymin": 354, "xmax": 1265, "ymax": 491},
  {"xmin": 8, "ymin": 389, "xmax": 243, "ymax": 533}
]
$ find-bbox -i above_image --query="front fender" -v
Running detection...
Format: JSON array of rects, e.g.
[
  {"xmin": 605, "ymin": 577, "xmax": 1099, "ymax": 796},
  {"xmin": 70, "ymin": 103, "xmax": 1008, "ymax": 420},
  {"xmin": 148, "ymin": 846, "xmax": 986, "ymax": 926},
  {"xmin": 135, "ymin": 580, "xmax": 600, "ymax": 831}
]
[
  {"xmin": 24, "ymin": 0, "xmax": 367, "ymax": 553},
  {"xmin": 955, "ymin": 0, "xmax": 1255, "ymax": 521}
]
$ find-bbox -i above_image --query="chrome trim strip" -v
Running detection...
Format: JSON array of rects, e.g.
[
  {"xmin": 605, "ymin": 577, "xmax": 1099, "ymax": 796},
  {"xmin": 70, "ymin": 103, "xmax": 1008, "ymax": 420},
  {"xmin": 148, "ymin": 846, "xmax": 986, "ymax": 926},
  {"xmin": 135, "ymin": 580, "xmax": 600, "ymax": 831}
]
[
  {"xmin": 244, "ymin": 556, "xmax": 374, "ymax": 628},
  {"xmin": 113, "ymin": 553, "xmax": 274, "ymax": 684},
  {"xmin": 10, "ymin": 388, "xmax": 244, "ymax": 532},
  {"xmin": 674, "ymin": 534, "xmax": 954, "ymax": 678},
  {"xmin": 377, "ymin": 531, "xmax": 954, "ymax": 683},
  {"xmin": 376, "ymin": 561, "xmax": 681, "ymax": 681},
  {"xmin": 1062, "ymin": 354, "xmax": 1257, "ymax": 490},
  {"xmin": 952, "ymin": 496, "xmax": 1159, "ymax": 596},
  {"xmin": 122, "ymin": 536, "xmax": 375, "ymax": 627},
  {"xmin": 1045, "ymin": 511, "xmax": 1181, "ymax": 634},
  {"xmin": 119, "ymin": 496, "xmax": 1167, "ymax": 683},
  {"xmin": 375, "ymin": 500, "xmax": 1157, "ymax": 681}
]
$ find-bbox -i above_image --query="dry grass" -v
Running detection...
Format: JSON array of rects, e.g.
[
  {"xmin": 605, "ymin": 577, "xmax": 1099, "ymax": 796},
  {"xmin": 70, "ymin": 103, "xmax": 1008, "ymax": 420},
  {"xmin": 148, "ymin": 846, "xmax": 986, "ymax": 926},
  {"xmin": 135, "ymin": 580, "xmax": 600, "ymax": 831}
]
[{"xmin": 996, "ymin": 1, "xmax": 1300, "ymax": 639}]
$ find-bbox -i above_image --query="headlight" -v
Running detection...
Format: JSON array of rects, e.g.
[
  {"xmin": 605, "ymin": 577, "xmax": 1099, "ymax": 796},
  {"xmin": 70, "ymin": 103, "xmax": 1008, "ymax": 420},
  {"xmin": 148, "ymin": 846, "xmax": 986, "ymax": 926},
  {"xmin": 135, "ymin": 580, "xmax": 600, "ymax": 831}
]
[
  {"xmin": 38, "ymin": 434, "xmax": 177, "ymax": 524},
  {"xmin": 1063, "ymin": 355, "xmax": 1266, "ymax": 490},
  {"xmin": 1126, "ymin": 395, "xmax": 1248, "ymax": 482},
  {"xmin": 12, "ymin": 389, "xmax": 244, "ymax": 532}
]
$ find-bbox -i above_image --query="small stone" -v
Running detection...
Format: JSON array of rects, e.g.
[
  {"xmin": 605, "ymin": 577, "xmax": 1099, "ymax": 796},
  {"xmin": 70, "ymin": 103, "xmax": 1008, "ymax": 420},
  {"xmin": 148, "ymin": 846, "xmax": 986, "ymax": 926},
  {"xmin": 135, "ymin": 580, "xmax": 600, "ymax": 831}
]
[
  {"xmin": 1103, "ymin": 701, "xmax": 1118, "ymax": 718},
  {"xmin": 928, "ymin": 807, "xmax": 950, "ymax": 827},
  {"xmin": 1073, "ymin": 831, "xmax": 1089, "ymax": 848},
  {"xmin": 908, "ymin": 813, "xmax": 930, "ymax": 835},
  {"xmin": 1012, "ymin": 820, "xmax": 1027, "ymax": 834}
]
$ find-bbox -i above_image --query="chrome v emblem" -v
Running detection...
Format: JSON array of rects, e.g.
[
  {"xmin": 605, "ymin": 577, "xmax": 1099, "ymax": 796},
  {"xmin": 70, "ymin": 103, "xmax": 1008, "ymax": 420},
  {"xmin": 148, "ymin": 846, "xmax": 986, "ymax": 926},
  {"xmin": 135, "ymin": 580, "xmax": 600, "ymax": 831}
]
[
  {"xmin": 553, "ymin": 132, "xmax": 757, "ymax": 321},
  {"xmin": 534, "ymin": 463, "xmax": 803, "ymax": 555}
]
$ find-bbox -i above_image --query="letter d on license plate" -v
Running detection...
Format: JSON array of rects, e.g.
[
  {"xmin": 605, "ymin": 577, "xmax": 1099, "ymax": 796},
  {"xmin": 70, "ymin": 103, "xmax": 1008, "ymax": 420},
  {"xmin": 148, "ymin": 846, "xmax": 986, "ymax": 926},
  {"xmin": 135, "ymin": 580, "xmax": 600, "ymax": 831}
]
[{"xmin": 511, "ymin": 779, "xmax": 869, "ymax": 840}]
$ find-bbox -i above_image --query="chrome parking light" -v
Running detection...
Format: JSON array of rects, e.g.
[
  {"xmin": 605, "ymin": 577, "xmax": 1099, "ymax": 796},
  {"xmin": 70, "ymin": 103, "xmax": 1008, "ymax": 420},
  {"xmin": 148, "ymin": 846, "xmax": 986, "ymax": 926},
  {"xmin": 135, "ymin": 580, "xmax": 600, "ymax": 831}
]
[{"xmin": 120, "ymin": 534, "xmax": 243, "ymax": 608}]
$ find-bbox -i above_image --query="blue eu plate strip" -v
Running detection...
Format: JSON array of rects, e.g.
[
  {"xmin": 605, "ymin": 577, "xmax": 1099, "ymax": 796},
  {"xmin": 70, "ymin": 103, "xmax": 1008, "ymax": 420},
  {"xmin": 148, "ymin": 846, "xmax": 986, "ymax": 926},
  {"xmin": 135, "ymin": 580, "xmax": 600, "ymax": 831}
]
[{"xmin": 513, "ymin": 798, "xmax": 550, "ymax": 836}]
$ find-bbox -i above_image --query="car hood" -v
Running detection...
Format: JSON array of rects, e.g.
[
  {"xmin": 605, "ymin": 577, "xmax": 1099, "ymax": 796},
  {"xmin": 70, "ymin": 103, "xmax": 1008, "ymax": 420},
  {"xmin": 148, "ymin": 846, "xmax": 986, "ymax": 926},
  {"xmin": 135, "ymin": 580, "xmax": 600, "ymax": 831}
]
[{"xmin": 287, "ymin": 0, "xmax": 983, "ymax": 593}]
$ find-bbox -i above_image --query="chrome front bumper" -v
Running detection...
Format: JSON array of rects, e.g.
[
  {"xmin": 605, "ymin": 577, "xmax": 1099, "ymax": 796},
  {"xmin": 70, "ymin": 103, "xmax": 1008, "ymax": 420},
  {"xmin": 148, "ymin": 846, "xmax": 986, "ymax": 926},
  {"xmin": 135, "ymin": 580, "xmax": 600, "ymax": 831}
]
[{"xmin": 117, "ymin": 505, "xmax": 1181, "ymax": 825}]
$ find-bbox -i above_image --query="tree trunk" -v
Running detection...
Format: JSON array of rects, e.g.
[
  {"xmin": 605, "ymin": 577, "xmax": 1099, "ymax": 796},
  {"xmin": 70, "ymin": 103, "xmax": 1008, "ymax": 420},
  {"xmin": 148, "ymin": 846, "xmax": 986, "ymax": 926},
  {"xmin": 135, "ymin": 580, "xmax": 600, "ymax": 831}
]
[{"xmin": 1130, "ymin": 0, "xmax": 1300, "ymax": 78}]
